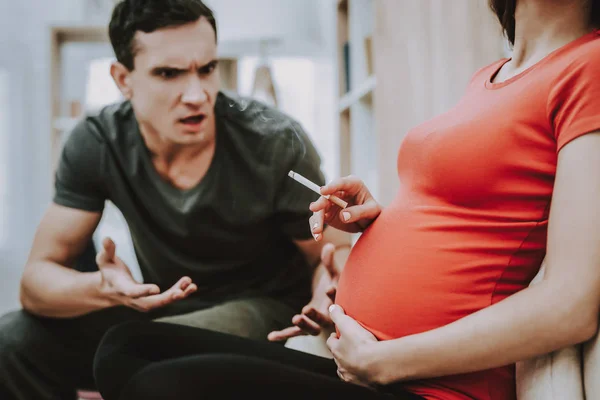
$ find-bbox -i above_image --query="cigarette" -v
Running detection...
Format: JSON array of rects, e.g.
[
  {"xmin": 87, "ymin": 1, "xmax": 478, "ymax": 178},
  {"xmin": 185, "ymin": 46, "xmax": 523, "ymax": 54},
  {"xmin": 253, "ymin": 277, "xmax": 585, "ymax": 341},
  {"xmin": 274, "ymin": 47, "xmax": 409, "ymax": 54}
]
[{"xmin": 288, "ymin": 171, "xmax": 348, "ymax": 209}]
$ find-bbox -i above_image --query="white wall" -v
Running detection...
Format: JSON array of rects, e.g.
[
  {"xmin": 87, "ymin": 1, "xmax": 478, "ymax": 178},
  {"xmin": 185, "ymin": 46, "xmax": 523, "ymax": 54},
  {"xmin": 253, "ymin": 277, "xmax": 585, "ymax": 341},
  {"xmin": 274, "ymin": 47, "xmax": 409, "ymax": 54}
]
[
  {"xmin": 205, "ymin": 0, "xmax": 327, "ymax": 57},
  {"xmin": 0, "ymin": 0, "xmax": 83, "ymax": 315}
]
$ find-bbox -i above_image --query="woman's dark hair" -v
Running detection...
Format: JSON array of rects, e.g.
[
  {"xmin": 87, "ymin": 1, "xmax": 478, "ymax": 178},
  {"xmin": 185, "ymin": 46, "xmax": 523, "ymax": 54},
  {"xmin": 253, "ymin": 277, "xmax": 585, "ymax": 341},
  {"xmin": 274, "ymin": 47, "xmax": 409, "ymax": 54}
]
[
  {"xmin": 489, "ymin": 0, "xmax": 600, "ymax": 45},
  {"xmin": 109, "ymin": 0, "xmax": 217, "ymax": 70}
]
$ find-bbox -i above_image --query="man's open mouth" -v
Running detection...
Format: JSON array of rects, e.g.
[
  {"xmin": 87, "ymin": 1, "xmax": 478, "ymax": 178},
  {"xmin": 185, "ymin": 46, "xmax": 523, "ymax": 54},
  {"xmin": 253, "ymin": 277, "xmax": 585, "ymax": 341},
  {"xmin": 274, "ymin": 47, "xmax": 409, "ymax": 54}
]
[{"xmin": 180, "ymin": 114, "xmax": 206, "ymax": 124}]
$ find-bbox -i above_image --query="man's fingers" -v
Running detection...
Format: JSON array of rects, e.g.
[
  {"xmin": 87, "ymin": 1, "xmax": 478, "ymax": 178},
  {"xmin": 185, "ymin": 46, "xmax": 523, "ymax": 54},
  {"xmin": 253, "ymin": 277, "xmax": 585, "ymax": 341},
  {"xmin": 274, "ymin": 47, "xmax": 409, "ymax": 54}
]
[
  {"xmin": 293, "ymin": 314, "xmax": 321, "ymax": 336},
  {"xmin": 267, "ymin": 326, "xmax": 305, "ymax": 342},
  {"xmin": 130, "ymin": 277, "xmax": 195, "ymax": 311},
  {"xmin": 304, "ymin": 307, "xmax": 332, "ymax": 327},
  {"xmin": 321, "ymin": 243, "xmax": 337, "ymax": 278},
  {"xmin": 125, "ymin": 283, "xmax": 161, "ymax": 299},
  {"xmin": 132, "ymin": 290, "xmax": 175, "ymax": 311},
  {"xmin": 96, "ymin": 237, "xmax": 116, "ymax": 265},
  {"xmin": 167, "ymin": 277, "xmax": 194, "ymax": 300},
  {"xmin": 173, "ymin": 282, "xmax": 197, "ymax": 300},
  {"xmin": 172, "ymin": 276, "xmax": 192, "ymax": 291},
  {"xmin": 182, "ymin": 283, "xmax": 197, "ymax": 297},
  {"xmin": 326, "ymin": 285, "xmax": 337, "ymax": 303}
]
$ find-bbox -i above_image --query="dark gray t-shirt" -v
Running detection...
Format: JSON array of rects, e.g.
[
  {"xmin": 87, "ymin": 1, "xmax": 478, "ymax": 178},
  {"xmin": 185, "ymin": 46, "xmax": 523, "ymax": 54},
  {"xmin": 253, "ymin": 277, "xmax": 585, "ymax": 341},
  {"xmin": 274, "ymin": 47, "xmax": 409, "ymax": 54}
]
[{"xmin": 53, "ymin": 91, "xmax": 325, "ymax": 310}]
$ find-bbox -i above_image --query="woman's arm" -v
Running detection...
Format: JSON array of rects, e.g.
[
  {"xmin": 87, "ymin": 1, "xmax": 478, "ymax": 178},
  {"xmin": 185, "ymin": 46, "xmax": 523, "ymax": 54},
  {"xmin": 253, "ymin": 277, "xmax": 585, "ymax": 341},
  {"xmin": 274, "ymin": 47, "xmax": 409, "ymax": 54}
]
[{"xmin": 367, "ymin": 132, "xmax": 600, "ymax": 385}]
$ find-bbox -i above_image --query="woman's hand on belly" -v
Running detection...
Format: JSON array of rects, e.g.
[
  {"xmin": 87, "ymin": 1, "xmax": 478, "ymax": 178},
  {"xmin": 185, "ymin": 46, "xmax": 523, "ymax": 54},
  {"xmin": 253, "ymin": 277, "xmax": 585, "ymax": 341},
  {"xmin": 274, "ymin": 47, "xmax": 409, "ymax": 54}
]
[
  {"xmin": 310, "ymin": 175, "xmax": 382, "ymax": 240},
  {"xmin": 327, "ymin": 304, "xmax": 380, "ymax": 388}
]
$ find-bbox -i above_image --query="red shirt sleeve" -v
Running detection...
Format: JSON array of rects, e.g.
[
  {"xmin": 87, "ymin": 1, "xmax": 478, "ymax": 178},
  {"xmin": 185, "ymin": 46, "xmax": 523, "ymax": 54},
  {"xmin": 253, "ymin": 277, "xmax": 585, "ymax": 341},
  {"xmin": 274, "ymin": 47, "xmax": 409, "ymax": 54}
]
[{"xmin": 548, "ymin": 45, "xmax": 600, "ymax": 152}]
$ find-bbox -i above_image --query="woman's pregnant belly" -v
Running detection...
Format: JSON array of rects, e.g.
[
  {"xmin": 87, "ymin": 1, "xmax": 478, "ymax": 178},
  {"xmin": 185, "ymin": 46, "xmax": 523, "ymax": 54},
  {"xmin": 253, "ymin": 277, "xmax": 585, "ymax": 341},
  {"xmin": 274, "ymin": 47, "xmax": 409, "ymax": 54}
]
[{"xmin": 335, "ymin": 196, "xmax": 545, "ymax": 341}]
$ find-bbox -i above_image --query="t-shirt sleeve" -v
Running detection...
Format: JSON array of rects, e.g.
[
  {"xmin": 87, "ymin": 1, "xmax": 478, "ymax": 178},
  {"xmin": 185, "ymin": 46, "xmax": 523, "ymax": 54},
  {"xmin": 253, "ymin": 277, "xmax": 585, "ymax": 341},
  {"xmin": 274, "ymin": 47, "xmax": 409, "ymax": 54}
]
[
  {"xmin": 273, "ymin": 121, "xmax": 326, "ymax": 240},
  {"xmin": 53, "ymin": 119, "xmax": 108, "ymax": 212},
  {"xmin": 548, "ymin": 50, "xmax": 600, "ymax": 152}
]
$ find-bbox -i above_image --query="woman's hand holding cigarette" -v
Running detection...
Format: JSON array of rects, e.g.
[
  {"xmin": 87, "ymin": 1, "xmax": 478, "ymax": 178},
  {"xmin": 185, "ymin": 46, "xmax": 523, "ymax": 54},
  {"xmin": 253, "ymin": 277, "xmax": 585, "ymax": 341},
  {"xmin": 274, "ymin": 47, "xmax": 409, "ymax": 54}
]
[{"xmin": 310, "ymin": 175, "xmax": 382, "ymax": 240}]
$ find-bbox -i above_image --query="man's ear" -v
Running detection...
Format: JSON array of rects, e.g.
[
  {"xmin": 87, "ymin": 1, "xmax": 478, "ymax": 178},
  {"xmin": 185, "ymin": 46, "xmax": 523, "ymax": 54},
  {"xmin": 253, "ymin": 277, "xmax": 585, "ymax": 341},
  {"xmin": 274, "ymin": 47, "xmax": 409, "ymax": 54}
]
[{"xmin": 110, "ymin": 61, "xmax": 133, "ymax": 99}]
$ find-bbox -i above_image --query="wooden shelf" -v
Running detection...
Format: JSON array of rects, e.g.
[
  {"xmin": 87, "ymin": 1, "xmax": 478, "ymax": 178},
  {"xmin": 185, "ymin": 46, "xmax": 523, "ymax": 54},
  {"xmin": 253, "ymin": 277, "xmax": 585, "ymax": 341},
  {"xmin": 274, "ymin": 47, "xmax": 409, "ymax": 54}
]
[
  {"xmin": 50, "ymin": 26, "xmax": 110, "ymax": 176},
  {"xmin": 51, "ymin": 25, "xmax": 109, "ymax": 44},
  {"xmin": 335, "ymin": 0, "xmax": 378, "ymax": 200},
  {"xmin": 339, "ymin": 75, "xmax": 376, "ymax": 112}
]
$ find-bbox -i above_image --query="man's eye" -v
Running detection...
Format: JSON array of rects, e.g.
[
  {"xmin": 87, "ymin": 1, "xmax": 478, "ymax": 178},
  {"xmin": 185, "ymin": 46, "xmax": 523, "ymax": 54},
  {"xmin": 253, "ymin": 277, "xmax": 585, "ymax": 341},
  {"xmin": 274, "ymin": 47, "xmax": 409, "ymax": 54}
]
[
  {"xmin": 158, "ymin": 69, "xmax": 180, "ymax": 79},
  {"xmin": 199, "ymin": 63, "xmax": 217, "ymax": 75}
]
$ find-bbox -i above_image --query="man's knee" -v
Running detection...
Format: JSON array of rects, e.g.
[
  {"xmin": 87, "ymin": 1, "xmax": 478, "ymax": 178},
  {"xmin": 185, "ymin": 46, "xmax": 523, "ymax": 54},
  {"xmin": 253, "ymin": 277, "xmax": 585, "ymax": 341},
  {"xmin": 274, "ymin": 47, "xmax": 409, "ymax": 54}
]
[
  {"xmin": 95, "ymin": 319, "xmax": 147, "ymax": 363},
  {"xmin": 94, "ymin": 320, "xmax": 154, "ymax": 399},
  {"xmin": 0, "ymin": 310, "xmax": 42, "ymax": 364},
  {"xmin": 153, "ymin": 298, "xmax": 295, "ymax": 340},
  {"xmin": 94, "ymin": 321, "xmax": 154, "ymax": 371}
]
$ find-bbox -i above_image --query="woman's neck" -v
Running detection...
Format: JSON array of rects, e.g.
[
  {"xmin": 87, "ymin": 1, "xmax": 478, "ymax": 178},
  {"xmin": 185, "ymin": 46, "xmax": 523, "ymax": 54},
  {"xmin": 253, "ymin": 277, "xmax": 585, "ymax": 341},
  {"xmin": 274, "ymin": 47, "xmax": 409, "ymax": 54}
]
[{"xmin": 511, "ymin": 0, "xmax": 593, "ymax": 68}]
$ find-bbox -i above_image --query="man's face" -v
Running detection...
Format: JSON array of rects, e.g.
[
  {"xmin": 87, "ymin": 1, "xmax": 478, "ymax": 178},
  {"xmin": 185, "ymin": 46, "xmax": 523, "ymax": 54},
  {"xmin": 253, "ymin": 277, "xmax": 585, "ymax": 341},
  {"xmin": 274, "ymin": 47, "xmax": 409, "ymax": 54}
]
[{"xmin": 121, "ymin": 17, "xmax": 220, "ymax": 145}]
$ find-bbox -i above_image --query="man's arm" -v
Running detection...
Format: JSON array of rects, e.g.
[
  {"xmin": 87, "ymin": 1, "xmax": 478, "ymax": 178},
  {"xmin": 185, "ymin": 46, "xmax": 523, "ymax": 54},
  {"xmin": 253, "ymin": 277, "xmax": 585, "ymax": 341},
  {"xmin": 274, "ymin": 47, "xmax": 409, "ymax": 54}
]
[
  {"xmin": 20, "ymin": 204, "xmax": 198, "ymax": 318},
  {"xmin": 267, "ymin": 227, "xmax": 351, "ymax": 339},
  {"xmin": 19, "ymin": 204, "xmax": 111, "ymax": 318},
  {"xmin": 294, "ymin": 226, "xmax": 352, "ymax": 293}
]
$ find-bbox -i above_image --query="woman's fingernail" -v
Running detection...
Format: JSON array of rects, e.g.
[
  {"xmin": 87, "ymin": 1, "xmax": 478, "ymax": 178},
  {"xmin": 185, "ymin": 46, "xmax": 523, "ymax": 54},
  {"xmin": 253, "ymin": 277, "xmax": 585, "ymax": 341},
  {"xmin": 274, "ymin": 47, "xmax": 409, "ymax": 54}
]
[
  {"xmin": 314, "ymin": 234, "xmax": 321, "ymax": 241},
  {"xmin": 342, "ymin": 212, "xmax": 350, "ymax": 222},
  {"xmin": 313, "ymin": 222, "xmax": 319, "ymax": 231},
  {"xmin": 329, "ymin": 304, "xmax": 336, "ymax": 313}
]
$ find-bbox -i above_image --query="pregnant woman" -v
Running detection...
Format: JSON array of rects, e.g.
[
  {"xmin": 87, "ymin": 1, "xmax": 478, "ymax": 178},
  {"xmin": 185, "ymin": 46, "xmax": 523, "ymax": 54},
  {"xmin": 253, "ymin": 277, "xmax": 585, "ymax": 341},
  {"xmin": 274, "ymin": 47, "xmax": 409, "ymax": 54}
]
[{"xmin": 93, "ymin": 0, "xmax": 600, "ymax": 399}]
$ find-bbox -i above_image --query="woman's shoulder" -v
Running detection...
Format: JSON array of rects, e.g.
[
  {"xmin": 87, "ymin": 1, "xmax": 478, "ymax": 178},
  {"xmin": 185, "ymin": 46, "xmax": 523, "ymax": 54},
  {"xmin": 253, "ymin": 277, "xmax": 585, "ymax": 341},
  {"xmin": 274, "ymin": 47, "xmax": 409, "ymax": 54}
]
[{"xmin": 562, "ymin": 30, "xmax": 600, "ymax": 68}]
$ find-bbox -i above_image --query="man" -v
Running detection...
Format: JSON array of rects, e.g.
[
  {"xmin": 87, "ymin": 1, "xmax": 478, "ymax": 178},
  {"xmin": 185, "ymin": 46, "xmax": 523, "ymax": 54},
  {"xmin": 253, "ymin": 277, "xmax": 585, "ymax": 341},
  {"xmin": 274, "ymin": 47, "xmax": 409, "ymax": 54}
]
[{"xmin": 0, "ymin": 0, "xmax": 349, "ymax": 398}]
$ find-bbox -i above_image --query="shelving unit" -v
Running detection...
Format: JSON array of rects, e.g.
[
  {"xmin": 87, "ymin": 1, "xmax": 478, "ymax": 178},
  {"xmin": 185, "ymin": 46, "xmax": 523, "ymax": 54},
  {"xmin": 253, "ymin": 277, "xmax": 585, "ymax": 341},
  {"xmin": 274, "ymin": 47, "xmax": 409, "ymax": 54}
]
[
  {"xmin": 336, "ymin": 0, "xmax": 378, "ymax": 199},
  {"xmin": 50, "ymin": 26, "xmax": 109, "ymax": 177}
]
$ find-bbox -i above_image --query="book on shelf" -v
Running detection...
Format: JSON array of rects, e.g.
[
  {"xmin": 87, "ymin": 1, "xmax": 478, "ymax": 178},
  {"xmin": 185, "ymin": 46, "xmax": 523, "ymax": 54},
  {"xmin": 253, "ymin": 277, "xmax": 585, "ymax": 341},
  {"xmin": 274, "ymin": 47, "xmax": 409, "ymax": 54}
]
[
  {"xmin": 343, "ymin": 41, "xmax": 350, "ymax": 93},
  {"xmin": 365, "ymin": 36, "xmax": 373, "ymax": 76}
]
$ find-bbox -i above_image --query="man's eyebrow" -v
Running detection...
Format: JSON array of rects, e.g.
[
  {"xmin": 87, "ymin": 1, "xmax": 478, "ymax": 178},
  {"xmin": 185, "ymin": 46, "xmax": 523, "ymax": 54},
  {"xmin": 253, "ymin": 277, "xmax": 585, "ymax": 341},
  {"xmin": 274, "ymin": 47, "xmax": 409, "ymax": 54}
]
[
  {"xmin": 149, "ymin": 65, "xmax": 186, "ymax": 71},
  {"xmin": 148, "ymin": 60, "xmax": 219, "ymax": 72},
  {"xmin": 199, "ymin": 59, "xmax": 219, "ymax": 68}
]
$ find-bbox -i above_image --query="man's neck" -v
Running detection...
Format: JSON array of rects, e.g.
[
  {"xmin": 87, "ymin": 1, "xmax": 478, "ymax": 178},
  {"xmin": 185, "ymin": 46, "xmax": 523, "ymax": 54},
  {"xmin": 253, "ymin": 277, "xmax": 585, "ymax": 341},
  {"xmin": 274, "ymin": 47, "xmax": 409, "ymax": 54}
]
[
  {"xmin": 139, "ymin": 121, "xmax": 216, "ymax": 166},
  {"xmin": 511, "ymin": 0, "xmax": 592, "ymax": 68},
  {"xmin": 138, "ymin": 121, "xmax": 218, "ymax": 190}
]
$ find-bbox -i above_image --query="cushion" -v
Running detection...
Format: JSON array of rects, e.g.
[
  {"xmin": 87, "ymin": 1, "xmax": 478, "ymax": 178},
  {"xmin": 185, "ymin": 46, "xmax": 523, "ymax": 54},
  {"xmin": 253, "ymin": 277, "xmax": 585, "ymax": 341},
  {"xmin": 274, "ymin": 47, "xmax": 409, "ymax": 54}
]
[
  {"xmin": 515, "ymin": 265, "xmax": 585, "ymax": 399},
  {"xmin": 583, "ymin": 326, "xmax": 600, "ymax": 399}
]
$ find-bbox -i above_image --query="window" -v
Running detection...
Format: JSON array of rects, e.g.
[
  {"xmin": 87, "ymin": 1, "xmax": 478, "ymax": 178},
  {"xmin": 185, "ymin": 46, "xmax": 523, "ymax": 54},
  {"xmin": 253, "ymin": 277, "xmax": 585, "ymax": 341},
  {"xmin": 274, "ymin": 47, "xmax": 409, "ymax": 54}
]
[
  {"xmin": 238, "ymin": 57, "xmax": 337, "ymax": 181},
  {"xmin": 81, "ymin": 57, "xmax": 144, "ymax": 280}
]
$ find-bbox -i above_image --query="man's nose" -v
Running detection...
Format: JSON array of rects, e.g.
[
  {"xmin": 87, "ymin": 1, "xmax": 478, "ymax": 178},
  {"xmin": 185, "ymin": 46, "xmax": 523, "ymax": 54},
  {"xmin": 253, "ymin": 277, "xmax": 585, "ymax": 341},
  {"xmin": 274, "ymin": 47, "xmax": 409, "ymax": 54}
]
[{"xmin": 181, "ymin": 78, "xmax": 208, "ymax": 105}]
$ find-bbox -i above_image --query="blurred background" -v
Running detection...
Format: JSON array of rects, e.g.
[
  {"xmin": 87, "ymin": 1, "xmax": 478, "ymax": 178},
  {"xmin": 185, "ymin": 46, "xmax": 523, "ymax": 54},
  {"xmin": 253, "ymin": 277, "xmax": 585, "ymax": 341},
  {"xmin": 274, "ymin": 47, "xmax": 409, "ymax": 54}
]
[{"xmin": 0, "ymin": 0, "xmax": 507, "ymax": 315}]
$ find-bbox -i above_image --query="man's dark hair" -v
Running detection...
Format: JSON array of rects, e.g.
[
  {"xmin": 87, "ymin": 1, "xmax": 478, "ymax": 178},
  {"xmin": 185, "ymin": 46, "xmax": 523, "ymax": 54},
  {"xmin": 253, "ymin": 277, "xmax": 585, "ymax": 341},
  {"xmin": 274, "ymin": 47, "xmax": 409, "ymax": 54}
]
[
  {"xmin": 489, "ymin": 0, "xmax": 600, "ymax": 45},
  {"xmin": 109, "ymin": 0, "xmax": 218, "ymax": 70}
]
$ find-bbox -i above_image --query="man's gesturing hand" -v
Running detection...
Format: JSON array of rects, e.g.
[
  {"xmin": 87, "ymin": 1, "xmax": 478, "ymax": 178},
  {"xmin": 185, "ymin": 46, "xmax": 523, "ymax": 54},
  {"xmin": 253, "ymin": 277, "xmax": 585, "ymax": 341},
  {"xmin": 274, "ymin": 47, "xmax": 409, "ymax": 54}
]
[{"xmin": 96, "ymin": 237, "xmax": 197, "ymax": 312}]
